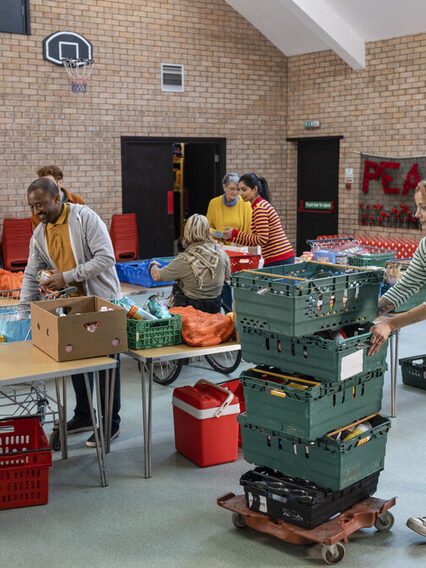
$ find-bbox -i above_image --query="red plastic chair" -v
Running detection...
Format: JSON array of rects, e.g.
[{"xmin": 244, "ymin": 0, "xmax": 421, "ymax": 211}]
[
  {"xmin": 109, "ymin": 213, "xmax": 138, "ymax": 261},
  {"xmin": 1, "ymin": 218, "xmax": 33, "ymax": 271}
]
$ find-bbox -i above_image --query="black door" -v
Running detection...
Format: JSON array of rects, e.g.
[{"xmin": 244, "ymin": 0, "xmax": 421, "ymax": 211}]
[
  {"xmin": 122, "ymin": 140, "xmax": 174, "ymax": 258},
  {"xmin": 296, "ymin": 138, "xmax": 340, "ymax": 255},
  {"xmin": 184, "ymin": 143, "xmax": 222, "ymax": 218}
]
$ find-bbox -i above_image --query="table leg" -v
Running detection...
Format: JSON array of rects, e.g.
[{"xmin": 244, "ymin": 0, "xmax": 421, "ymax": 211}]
[
  {"xmin": 139, "ymin": 360, "xmax": 151, "ymax": 479},
  {"xmin": 55, "ymin": 377, "xmax": 67, "ymax": 460},
  {"xmin": 106, "ymin": 357, "xmax": 117, "ymax": 454},
  {"xmin": 84, "ymin": 372, "xmax": 108, "ymax": 487},
  {"xmin": 62, "ymin": 376, "xmax": 68, "ymax": 458},
  {"xmin": 104, "ymin": 367, "xmax": 110, "ymax": 453}
]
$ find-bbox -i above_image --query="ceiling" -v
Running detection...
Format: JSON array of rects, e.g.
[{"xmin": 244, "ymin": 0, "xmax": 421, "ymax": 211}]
[{"xmin": 226, "ymin": 0, "xmax": 426, "ymax": 69}]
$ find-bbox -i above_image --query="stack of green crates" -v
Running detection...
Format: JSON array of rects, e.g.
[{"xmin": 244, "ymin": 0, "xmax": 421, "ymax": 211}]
[{"xmin": 232, "ymin": 261, "xmax": 391, "ymax": 492}]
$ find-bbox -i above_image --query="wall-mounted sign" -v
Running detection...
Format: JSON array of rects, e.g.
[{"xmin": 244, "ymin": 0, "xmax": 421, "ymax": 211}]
[
  {"xmin": 298, "ymin": 200, "xmax": 335, "ymax": 213},
  {"xmin": 345, "ymin": 168, "xmax": 353, "ymax": 189},
  {"xmin": 304, "ymin": 120, "xmax": 321, "ymax": 129}
]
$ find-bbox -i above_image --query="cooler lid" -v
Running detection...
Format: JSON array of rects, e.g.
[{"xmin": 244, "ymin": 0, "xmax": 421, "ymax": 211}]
[{"xmin": 173, "ymin": 381, "xmax": 238, "ymax": 410}]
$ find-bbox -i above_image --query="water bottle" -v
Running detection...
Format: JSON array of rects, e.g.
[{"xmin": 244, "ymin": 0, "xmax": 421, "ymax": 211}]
[{"xmin": 117, "ymin": 297, "xmax": 157, "ymax": 320}]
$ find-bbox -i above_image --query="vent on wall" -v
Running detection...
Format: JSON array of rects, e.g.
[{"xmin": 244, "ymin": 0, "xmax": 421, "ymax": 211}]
[{"xmin": 161, "ymin": 63, "xmax": 184, "ymax": 92}]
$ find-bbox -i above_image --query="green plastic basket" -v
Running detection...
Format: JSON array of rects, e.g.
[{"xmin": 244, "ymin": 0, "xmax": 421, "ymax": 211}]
[
  {"xmin": 347, "ymin": 253, "xmax": 395, "ymax": 267},
  {"xmin": 127, "ymin": 314, "xmax": 182, "ymax": 349},
  {"xmin": 231, "ymin": 262, "xmax": 383, "ymax": 338},
  {"xmin": 399, "ymin": 354, "xmax": 426, "ymax": 390},
  {"xmin": 239, "ymin": 367, "xmax": 385, "ymax": 440},
  {"xmin": 239, "ymin": 413, "xmax": 390, "ymax": 491},
  {"xmin": 238, "ymin": 322, "xmax": 388, "ymax": 382}
]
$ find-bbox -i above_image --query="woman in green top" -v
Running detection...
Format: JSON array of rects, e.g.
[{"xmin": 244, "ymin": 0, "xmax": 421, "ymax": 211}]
[{"xmin": 150, "ymin": 214, "xmax": 230, "ymax": 314}]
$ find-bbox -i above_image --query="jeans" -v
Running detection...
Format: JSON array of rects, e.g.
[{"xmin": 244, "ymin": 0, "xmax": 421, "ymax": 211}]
[
  {"xmin": 71, "ymin": 357, "xmax": 121, "ymax": 425},
  {"xmin": 221, "ymin": 281, "xmax": 233, "ymax": 312},
  {"xmin": 264, "ymin": 256, "xmax": 295, "ymax": 267},
  {"xmin": 173, "ymin": 292, "xmax": 221, "ymax": 314}
]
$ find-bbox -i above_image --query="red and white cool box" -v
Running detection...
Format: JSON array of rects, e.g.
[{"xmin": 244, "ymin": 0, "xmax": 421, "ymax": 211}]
[{"xmin": 172, "ymin": 380, "xmax": 241, "ymax": 467}]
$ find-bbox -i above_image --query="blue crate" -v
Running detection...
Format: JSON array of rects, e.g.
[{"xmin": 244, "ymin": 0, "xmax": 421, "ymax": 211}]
[
  {"xmin": 0, "ymin": 308, "xmax": 32, "ymax": 342},
  {"xmin": 117, "ymin": 257, "xmax": 175, "ymax": 288}
]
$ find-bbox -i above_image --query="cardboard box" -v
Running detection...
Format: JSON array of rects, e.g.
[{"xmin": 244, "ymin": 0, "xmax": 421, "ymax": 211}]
[{"xmin": 30, "ymin": 296, "xmax": 128, "ymax": 361}]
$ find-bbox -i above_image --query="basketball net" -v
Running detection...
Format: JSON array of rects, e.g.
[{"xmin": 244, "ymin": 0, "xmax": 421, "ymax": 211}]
[{"xmin": 62, "ymin": 58, "xmax": 94, "ymax": 94}]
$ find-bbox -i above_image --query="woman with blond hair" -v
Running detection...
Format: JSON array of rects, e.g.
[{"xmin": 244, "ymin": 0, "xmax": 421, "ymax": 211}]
[{"xmin": 150, "ymin": 214, "xmax": 230, "ymax": 313}]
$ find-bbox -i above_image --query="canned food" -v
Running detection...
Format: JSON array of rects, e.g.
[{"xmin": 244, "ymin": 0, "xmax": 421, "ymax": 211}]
[{"xmin": 36, "ymin": 269, "xmax": 52, "ymax": 282}]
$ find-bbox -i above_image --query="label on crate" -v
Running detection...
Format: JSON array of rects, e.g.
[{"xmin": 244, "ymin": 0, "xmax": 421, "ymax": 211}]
[{"xmin": 340, "ymin": 349, "xmax": 364, "ymax": 381}]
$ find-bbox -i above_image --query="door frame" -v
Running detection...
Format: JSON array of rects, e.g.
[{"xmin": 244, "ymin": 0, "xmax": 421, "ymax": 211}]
[
  {"xmin": 287, "ymin": 135, "xmax": 343, "ymax": 254},
  {"xmin": 121, "ymin": 135, "xmax": 226, "ymax": 203}
]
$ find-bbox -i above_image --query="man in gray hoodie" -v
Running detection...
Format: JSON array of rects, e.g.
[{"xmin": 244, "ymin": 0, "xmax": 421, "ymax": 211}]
[{"xmin": 22, "ymin": 177, "xmax": 122, "ymax": 446}]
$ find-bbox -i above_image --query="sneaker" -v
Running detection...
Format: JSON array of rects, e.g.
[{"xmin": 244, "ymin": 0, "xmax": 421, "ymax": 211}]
[
  {"xmin": 406, "ymin": 516, "xmax": 426, "ymax": 537},
  {"xmin": 66, "ymin": 416, "xmax": 92, "ymax": 434},
  {"xmin": 86, "ymin": 423, "xmax": 120, "ymax": 448}
]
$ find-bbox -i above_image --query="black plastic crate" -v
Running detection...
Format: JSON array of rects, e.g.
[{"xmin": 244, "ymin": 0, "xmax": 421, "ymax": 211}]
[
  {"xmin": 240, "ymin": 466, "xmax": 380, "ymax": 529},
  {"xmin": 399, "ymin": 354, "xmax": 426, "ymax": 390}
]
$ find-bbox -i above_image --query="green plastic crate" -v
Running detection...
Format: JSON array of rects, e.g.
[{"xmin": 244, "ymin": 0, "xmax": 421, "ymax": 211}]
[
  {"xmin": 238, "ymin": 322, "xmax": 388, "ymax": 382},
  {"xmin": 127, "ymin": 314, "xmax": 182, "ymax": 349},
  {"xmin": 399, "ymin": 354, "xmax": 426, "ymax": 390},
  {"xmin": 239, "ymin": 413, "xmax": 390, "ymax": 491},
  {"xmin": 239, "ymin": 367, "xmax": 384, "ymax": 440},
  {"xmin": 347, "ymin": 253, "xmax": 395, "ymax": 267},
  {"xmin": 231, "ymin": 262, "xmax": 382, "ymax": 338}
]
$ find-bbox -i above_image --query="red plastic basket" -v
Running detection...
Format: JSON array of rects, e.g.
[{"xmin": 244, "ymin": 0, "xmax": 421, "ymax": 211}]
[
  {"xmin": 225, "ymin": 250, "xmax": 261, "ymax": 274},
  {"xmin": 0, "ymin": 416, "xmax": 52, "ymax": 510}
]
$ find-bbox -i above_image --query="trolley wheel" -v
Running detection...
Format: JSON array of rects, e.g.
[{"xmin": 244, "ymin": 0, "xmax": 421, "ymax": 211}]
[
  {"xmin": 205, "ymin": 349, "xmax": 242, "ymax": 374},
  {"xmin": 374, "ymin": 511, "xmax": 395, "ymax": 532},
  {"xmin": 49, "ymin": 429, "xmax": 61, "ymax": 452},
  {"xmin": 152, "ymin": 360, "xmax": 184, "ymax": 386},
  {"xmin": 321, "ymin": 542, "xmax": 345, "ymax": 565},
  {"xmin": 232, "ymin": 512, "xmax": 247, "ymax": 529}
]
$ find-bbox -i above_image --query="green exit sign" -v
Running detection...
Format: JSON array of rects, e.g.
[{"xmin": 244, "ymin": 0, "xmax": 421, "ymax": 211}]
[{"xmin": 304, "ymin": 120, "xmax": 321, "ymax": 129}]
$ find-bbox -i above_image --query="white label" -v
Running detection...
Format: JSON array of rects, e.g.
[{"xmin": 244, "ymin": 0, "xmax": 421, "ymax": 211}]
[
  {"xmin": 340, "ymin": 349, "xmax": 364, "ymax": 381},
  {"xmin": 344, "ymin": 168, "xmax": 353, "ymax": 183},
  {"xmin": 259, "ymin": 495, "xmax": 268, "ymax": 513},
  {"xmin": 248, "ymin": 492, "xmax": 253, "ymax": 507}
]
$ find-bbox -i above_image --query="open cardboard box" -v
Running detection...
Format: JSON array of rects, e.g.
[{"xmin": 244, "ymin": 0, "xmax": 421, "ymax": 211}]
[{"xmin": 30, "ymin": 296, "xmax": 128, "ymax": 361}]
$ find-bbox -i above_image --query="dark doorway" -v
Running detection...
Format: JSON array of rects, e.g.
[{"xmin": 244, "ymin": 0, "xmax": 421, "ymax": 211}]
[
  {"xmin": 292, "ymin": 137, "xmax": 341, "ymax": 255},
  {"xmin": 122, "ymin": 137, "xmax": 225, "ymax": 259}
]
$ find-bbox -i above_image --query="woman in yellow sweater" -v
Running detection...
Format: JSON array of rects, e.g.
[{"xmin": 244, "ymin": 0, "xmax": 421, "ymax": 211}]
[
  {"xmin": 206, "ymin": 172, "xmax": 252, "ymax": 309},
  {"xmin": 206, "ymin": 172, "xmax": 252, "ymax": 240}
]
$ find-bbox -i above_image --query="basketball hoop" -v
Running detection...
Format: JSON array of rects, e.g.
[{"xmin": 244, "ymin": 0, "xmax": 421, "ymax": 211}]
[{"xmin": 62, "ymin": 57, "xmax": 94, "ymax": 94}]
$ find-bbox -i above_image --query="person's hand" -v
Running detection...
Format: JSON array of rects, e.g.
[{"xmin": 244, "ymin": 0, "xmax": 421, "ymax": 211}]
[
  {"xmin": 377, "ymin": 296, "xmax": 395, "ymax": 316},
  {"xmin": 222, "ymin": 227, "xmax": 233, "ymax": 241},
  {"xmin": 42, "ymin": 270, "xmax": 65, "ymax": 290},
  {"xmin": 368, "ymin": 322, "xmax": 392, "ymax": 355},
  {"xmin": 149, "ymin": 261, "xmax": 161, "ymax": 272}
]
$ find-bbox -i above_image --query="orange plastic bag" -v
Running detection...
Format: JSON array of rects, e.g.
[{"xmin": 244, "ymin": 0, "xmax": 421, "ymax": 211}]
[
  {"xmin": 0, "ymin": 269, "xmax": 24, "ymax": 295},
  {"xmin": 169, "ymin": 306, "xmax": 235, "ymax": 346}
]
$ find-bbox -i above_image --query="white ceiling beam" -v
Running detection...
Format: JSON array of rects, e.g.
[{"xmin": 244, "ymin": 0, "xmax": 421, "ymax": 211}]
[{"xmin": 280, "ymin": 0, "xmax": 365, "ymax": 69}]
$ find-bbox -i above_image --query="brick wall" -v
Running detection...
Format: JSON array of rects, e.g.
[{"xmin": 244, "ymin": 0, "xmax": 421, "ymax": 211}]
[
  {"xmin": 286, "ymin": 33, "xmax": 426, "ymax": 245},
  {"xmin": 1, "ymin": 1, "xmax": 425, "ymax": 253},
  {"xmin": 0, "ymin": 0, "xmax": 288, "ymax": 238}
]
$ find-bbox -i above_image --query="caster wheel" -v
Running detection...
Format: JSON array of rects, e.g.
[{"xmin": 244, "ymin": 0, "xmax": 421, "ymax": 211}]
[
  {"xmin": 375, "ymin": 511, "xmax": 395, "ymax": 532},
  {"xmin": 321, "ymin": 542, "xmax": 345, "ymax": 565},
  {"xmin": 232, "ymin": 513, "xmax": 247, "ymax": 529},
  {"xmin": 49, "ymin": 429, "xmax": 61, "ymax": 452}
]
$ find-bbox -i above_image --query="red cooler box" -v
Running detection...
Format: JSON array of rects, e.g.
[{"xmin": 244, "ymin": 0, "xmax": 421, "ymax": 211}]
[{"xmin": 173, "ymin": 380, "xmax": 241, "ymax": 467}]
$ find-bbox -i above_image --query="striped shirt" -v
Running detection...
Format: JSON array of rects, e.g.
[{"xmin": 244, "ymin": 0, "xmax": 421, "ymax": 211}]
[
  {"xmin": 383, "ymin": 236, "xmax": 426, "ymax": 308},
  {"xmin": 231, "ymin": 197, "xmax": 294, "ymax": 265}
]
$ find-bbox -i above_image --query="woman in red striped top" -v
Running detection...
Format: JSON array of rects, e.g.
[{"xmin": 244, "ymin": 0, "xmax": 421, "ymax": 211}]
[{"xmin": 222, "ymin": 173, "xmax": 294, "ymax": 267}]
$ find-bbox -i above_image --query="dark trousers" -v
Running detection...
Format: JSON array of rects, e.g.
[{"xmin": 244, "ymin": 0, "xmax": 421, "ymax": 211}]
[
  {"xmin": 71, "ymin": 359, "xmax": 121, "ymax": 425},
  {"xmin": 173, "ymin": 292, "xmax": 221, "ymax": 314},
  {"xmin": 264, "ymin": 256, "xmax": 295, "ymax": 267},
  {"xmin": 221, "ymin": 281, "xmax": 233, "ymax": 312}
]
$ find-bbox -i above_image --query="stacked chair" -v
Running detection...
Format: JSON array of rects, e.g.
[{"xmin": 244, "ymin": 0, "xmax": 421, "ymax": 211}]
[
  {"xmin": 0, "ymin": 218, "xmax": 32, "ymax": 271},
  {"xmin": 232, "ymin": 260, "xmax": 391, "ymax": 530},
  {"xmin": 109, "ymin": 213, "xmax": 138, "ymax": 261}
]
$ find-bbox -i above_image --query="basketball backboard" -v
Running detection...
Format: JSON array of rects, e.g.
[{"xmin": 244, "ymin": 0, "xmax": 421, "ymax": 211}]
[{"xmin": 43, "ymin": 31, "xmax": 93, "ymax": 66}]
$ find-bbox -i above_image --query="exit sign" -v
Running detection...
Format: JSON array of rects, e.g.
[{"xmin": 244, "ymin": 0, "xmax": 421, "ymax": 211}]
[{"xmin": 304, "ymin": 120, "xmax": 321, "ymax": 129}]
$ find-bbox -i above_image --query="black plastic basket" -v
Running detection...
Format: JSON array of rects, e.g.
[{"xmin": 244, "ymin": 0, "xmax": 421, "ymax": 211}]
[
  {"xmin": 399, "ymin": 354, "xmax": 426, "ymax": 390},
  {"xmin": 240, "ymin": 466, "xmax": 380, "ymax": 529}
]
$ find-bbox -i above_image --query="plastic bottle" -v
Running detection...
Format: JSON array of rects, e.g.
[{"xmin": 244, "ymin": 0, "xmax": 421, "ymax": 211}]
[
  {"xmin": 145, "ymin": 296, "xmax": 171, "ymax": 319},
  {"xmin": 342, "ymin": 420, "xmax": 371, "ymax": 446},
  {"xmin": 117, "ymin": 297, "xmax": 157, "ymax": 320}
]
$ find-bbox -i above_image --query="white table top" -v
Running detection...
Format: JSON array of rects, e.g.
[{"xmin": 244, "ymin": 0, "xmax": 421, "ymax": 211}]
[
  {"xmin": 0, "ymin": 341, "xmax": 118, "ymax": 385},
  {"xmin": 127, "ymin": 340, "xmax": 240, "ymax": 363}
]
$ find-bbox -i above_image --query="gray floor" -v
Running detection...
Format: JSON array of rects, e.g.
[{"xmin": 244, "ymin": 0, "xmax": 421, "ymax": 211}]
[{"xmin": 2, "ymin": 322, "xmax": 426, "ymax": 568}]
